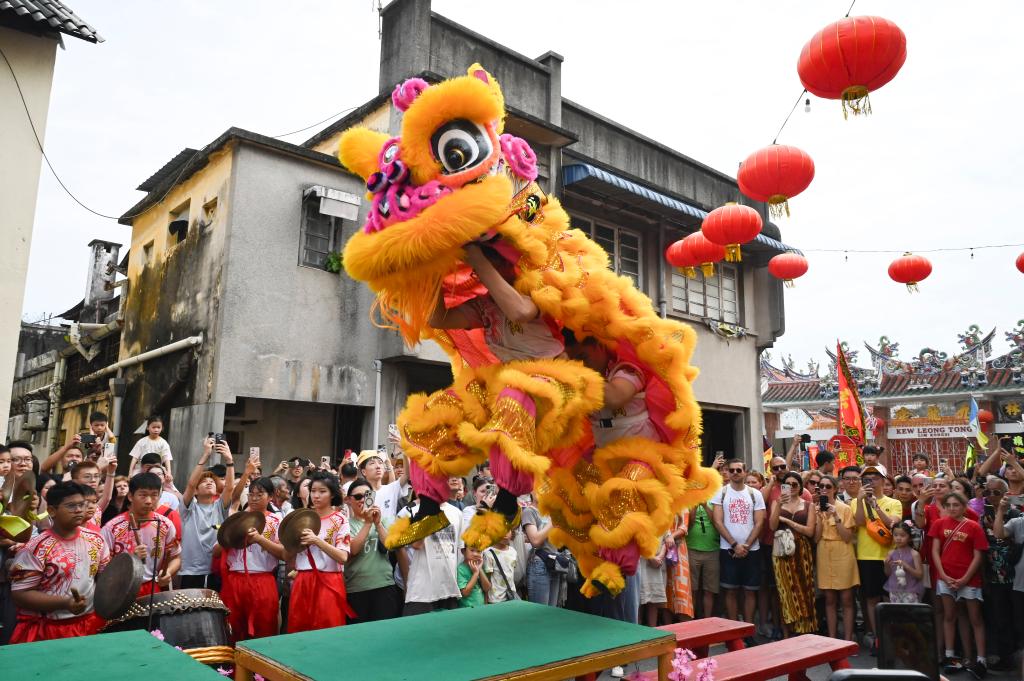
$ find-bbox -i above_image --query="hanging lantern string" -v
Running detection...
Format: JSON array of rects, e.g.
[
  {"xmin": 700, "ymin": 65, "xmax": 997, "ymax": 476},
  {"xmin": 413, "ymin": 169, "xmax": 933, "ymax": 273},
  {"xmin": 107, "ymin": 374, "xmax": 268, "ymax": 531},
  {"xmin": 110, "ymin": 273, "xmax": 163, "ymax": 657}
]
[
  {"xmin": 802, "ymin": 241, "xmax": 1024, "ymax": 254},
  {"xmin": 770, "ymin": 0, "xmax": 858, "ymax": 144}
]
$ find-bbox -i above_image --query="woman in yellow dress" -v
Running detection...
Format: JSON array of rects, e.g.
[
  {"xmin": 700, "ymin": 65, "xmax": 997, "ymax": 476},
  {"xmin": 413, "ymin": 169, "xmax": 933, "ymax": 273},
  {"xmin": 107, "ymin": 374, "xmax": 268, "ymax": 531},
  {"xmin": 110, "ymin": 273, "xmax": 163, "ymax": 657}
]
[{"xmin": 813, "ymin": 474, "xmax": 859, "ymax": 641}]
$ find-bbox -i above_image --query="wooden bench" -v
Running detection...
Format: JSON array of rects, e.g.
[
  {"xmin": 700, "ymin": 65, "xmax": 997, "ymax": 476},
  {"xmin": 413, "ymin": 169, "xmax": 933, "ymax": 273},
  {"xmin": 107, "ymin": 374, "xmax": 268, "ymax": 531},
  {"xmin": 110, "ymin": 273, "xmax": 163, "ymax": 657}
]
[
  {"xmin": 658, "ymin": 617, "xmax": 754, "ymax": 658},
  {"xmin": 581, "ymin": 618, "xmax": 753, "ymax": 680},
  {"xmin": 634, "ymin": 633, "xmax": 856, "ymax": 681}
]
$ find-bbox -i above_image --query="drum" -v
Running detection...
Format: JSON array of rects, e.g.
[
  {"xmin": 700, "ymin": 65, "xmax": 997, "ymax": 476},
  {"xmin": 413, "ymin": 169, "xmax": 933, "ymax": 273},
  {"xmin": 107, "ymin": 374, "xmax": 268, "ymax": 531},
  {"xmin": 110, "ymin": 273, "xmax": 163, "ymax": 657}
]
[{"xmin": 103, "ymin": 589, "xmax": 230, "ymax": 649}]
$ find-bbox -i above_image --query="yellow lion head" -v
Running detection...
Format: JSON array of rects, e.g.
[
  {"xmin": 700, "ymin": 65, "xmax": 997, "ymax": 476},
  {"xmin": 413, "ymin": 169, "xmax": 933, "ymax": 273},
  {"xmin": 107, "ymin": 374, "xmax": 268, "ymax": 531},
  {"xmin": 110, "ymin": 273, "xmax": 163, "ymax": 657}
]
[{"xmin": 339, "ymin": 65, "xmax": 548, "ymax": 344}]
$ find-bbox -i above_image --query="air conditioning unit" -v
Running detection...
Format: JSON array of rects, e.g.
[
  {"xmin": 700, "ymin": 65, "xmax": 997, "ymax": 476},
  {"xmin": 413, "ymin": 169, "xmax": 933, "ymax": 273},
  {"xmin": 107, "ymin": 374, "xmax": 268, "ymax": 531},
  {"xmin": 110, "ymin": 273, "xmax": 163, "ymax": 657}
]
[{"xmin": 25, "ymin": 400, "xmax": 49, "ymax": 430}]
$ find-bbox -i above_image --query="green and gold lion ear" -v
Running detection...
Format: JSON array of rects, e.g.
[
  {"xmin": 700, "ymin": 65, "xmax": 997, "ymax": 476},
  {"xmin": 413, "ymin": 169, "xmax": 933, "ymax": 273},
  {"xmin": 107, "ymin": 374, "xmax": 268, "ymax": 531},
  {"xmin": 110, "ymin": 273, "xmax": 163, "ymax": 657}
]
[
  {"xmin": 467, "ymin": 63, "xmax": 506, "ymax": 134},
  {"xmin": 338, "ymin": 127, "xmax": 391, "ymax": 181}
]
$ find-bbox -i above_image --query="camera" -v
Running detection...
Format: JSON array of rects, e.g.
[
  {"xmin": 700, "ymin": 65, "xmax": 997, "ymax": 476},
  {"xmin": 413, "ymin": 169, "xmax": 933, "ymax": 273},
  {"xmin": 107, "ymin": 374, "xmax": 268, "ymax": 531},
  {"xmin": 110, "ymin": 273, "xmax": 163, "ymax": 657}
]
[
  {"xmin": 80, "ymin": 433, "xmax": 98, "ymax": 447},
  {"xmin": 208, "ymin": 432, "xmax": 225, "ymax": 445}
]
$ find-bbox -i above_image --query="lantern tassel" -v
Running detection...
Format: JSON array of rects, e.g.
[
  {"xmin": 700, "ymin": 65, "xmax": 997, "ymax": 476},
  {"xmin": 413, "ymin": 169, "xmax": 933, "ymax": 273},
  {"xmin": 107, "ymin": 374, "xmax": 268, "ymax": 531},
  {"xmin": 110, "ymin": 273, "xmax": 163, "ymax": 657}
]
[
  {"xmin": 675, "ymin": 266, "xmax": 697, "ymax": 279},
  {"xmin": 701, "ymin": 263, "xmax": 715, "ymax": 277},
  {"xmin": 784, "ymin": 279, "xmax": 795, "ymax": 288},
  {"xmin": 724, "ymin": 244, "xmax": 742, "ymax": 262},
  {"xmin": 768, "ymin": 195, "xmax": 791, "ymax": 219},
  {"xmin": 906, "ymin": 282, "xmax": 919, "ymax": 293},
  {"xmin": 841, "ymin": 86, "xmax": 872, "ymax": 119}
]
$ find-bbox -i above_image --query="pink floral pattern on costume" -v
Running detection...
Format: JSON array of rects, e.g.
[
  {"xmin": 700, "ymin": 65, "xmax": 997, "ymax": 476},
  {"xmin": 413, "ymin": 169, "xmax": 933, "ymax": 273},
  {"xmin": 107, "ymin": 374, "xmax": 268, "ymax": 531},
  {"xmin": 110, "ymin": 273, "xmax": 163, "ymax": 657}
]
[{"xmin": 500, "ymin": 134, "xmax": 538, "ymax": 181}]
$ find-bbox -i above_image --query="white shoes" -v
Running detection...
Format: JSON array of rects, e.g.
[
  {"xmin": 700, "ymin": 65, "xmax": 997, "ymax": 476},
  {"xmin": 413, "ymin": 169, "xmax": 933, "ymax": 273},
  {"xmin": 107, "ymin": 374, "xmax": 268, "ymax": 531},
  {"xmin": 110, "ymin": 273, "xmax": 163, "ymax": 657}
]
[{"xmin": 610, "ymin": 666, "xmax": 625, "ymax": 678}]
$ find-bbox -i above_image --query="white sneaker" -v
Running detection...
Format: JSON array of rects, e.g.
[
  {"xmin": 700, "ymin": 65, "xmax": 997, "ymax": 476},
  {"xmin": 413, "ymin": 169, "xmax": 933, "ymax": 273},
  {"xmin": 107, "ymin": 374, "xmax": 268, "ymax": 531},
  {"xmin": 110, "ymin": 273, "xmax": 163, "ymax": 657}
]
[{"xmin": 610, "ymin": 666, "xmax": 625, "ymax": 678}]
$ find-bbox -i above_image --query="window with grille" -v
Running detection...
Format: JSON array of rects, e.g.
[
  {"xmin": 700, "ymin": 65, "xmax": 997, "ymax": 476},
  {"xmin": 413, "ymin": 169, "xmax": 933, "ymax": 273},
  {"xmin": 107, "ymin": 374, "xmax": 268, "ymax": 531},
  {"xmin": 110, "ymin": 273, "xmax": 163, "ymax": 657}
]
[
  {"xmin": 670, "ymin": 263, "xmax": 740, "ymax": 324},
  {"xmin": 570, "ymin": 215, "xmax": 642, "ymax": 287},
  {"xmin": 299, "ymin": 193, "xmax": 340, "ymax": 269}
]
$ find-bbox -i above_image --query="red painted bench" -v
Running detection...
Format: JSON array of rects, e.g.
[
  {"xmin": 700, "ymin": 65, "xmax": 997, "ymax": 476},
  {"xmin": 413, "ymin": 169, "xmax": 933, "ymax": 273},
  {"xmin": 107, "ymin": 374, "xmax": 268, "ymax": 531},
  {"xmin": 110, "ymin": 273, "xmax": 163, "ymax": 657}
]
[
  {"xmin": 658, "ymin": 617, "xmax": 754, "ymax": 658},
  {"xmin": 579, "ymin": 618, "xmax": 754, "ymax": 681},
  {"xmin": 633, "ymin": 634, "xmax": 856, "ymax": 681}
]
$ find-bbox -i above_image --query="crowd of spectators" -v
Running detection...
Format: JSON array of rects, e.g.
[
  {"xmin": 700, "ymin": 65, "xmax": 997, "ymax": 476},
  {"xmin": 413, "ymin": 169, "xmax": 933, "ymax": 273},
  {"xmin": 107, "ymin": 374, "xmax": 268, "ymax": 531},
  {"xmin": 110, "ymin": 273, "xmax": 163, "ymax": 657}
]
[{"xmin": 3, "ymin": 415, "xmax": 1024, "ymax": 679}]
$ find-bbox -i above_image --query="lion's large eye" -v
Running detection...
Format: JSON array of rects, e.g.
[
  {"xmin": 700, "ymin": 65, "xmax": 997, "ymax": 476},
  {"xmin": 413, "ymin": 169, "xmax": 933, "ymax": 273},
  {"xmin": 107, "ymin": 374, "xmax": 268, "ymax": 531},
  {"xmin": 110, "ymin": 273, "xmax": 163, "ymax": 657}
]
[{"xmin": 431, "ymin": 119, "xmax": 491, "ymax": 174}]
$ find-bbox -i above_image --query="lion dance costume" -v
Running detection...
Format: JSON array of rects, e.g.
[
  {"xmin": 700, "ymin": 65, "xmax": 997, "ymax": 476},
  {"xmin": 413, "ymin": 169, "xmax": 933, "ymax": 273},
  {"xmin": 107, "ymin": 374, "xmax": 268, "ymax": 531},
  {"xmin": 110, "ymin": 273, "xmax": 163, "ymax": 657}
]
[{"xmin": 340, "ymin": 65, "xmax": 720, "ymax": 596}]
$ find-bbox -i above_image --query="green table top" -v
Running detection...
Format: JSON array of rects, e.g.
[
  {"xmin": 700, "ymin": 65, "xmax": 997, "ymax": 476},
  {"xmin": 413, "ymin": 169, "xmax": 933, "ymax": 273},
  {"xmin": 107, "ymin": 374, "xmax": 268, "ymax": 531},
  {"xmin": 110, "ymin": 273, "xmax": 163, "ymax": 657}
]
[
  {"xmin": 0, "ymin": 629, "xmax": 224, "ymax": 679},
  {"xmin": 239, "ymin": 601, "xmax": 673, "ymax": 680}
]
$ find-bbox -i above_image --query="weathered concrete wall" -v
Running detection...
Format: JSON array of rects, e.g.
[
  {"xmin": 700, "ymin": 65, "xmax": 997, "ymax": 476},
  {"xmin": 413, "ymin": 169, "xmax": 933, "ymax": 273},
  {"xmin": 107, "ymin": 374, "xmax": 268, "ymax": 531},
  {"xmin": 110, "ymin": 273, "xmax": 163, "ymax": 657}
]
[
  {"xmin": 223, "ymin": 397, "xmax": 336, "ymax": 472},
  {"xmin": 169, "ymin": 402, "xmax": 224, "ymax": 487},
  {"xmin": 120, "ymin": 147, "xmax": 234, "ymax": 464},
  {"xmin": 0, "ymin": 27, "xmax": 58, "ymax": 441},
  {"xmin": 216, "ymin": 143, "xmax": 377, "ymax": 408}
]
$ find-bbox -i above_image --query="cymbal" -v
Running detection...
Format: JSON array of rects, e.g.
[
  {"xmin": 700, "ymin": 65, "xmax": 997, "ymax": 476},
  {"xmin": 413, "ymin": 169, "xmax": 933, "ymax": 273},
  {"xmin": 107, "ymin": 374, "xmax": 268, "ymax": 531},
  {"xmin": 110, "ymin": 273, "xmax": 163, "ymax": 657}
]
[
  {"xmin": 8, "ymin": 472, "xmax": 36, "ymax": 518},
  {"xmin": 278, "ymin": 508, "xmax": 320, "ymax": 554},
  {"xmin": 95, "ymin": 552, "xmax": 145, "ymax": 620},
  {"xmin": 217, "ymin": 511, "xmax": 266, "ymax": 550}
]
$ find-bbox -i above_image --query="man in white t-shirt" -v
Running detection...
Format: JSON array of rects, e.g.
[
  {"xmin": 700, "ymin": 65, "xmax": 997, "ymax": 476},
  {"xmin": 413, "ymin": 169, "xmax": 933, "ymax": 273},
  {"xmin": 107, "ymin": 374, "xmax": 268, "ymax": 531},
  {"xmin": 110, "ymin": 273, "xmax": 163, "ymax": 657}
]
[
  {"xmin": 710, "ymin": 459, "xmax": 765, "ymax": 627},
  {"xmin": 356, "ymin": 450, "xmax": 409, "ymax": 522},
  {"xmin": 401, "ymin": 501, "xmax": 463, "ymax": 615}
]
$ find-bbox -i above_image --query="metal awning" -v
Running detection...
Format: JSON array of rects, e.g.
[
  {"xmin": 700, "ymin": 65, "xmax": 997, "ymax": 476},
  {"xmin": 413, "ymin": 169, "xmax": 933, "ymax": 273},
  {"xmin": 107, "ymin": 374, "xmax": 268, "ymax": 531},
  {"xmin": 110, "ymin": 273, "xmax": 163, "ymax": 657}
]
[{"xmin": 562, "ymin": 162, "xmax": 801, "ymax": 255}]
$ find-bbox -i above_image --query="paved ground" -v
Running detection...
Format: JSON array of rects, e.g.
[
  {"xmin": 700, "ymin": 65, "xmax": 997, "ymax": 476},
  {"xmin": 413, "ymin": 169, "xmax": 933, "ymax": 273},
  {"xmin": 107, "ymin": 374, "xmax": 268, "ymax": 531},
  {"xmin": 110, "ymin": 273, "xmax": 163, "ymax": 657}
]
[{"xmin": 591, "ymin": 634, "xmax": 1021, "ymax": 680}]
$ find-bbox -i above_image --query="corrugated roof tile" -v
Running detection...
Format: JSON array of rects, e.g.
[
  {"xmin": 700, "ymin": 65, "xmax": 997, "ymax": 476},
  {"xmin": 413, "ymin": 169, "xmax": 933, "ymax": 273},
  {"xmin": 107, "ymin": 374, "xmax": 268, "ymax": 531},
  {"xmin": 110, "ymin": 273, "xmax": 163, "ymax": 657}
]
[{"xmin": 0, "ymin": 0, "xmax": 102, "ymax": 43}]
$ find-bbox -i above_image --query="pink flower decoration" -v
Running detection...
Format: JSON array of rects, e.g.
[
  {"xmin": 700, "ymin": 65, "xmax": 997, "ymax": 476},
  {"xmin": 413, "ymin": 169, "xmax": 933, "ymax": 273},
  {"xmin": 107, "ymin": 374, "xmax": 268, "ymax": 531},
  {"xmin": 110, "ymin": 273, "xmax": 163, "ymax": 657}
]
[
  {"xmin": 392, "ymin": 78, "xmax": 429, "ymax": 112},
  {"xmin": 217, "ymin": 667, "xmax": 232, "ymax": 677},
  {"xmin": 696, "ymin": 657, "xmax": 718, "ymax": 681},
  {"xmin": 150, "ymin": 629, "xmax": 165, "ymax": 641},
  {"xmin": 500, "ymin": 134, "xmax": 538, "ymax": 181}
]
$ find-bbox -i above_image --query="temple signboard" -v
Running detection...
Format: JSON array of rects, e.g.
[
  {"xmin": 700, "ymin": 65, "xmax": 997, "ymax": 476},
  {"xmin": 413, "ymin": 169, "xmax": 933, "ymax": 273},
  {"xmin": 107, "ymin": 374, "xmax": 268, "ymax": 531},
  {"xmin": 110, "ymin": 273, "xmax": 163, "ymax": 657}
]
[{"xmin": 887, "ymin": 423, "xmax": 973, "ymax": 439}]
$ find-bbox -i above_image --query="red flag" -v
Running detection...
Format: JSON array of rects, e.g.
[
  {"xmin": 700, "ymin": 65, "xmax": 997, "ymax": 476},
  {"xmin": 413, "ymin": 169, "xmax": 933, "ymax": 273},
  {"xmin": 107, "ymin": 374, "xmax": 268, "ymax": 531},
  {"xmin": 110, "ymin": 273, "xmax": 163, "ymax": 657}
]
[{"xmin": 836, "ymin": 341, "xmax": 866, "ymax": 446}]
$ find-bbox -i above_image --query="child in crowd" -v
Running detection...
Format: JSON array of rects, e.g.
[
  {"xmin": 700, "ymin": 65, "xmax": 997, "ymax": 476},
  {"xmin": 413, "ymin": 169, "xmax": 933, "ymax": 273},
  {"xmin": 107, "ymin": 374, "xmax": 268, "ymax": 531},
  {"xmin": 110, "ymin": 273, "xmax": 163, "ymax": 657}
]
[
  {"xmin": 128, "ymin": 416, "xmax": 173, "ymax": 476},
  {"xmin": 884, "ymin": 522, "xmax": 924, "ymax": 603},
  {"xmin": 638, "ymin": 531, "xmax": 669, "ymax": 626},
  {"xmin": 929, "ymin": 491, "xmax": 988, "ymax": 677},
  {"xmin": 483, "ymin": 530, "xmax": 518, "ymax": 603},
  {"xmin": 457, "ymin": 545, "xmax": 490, "ymax": 607}
]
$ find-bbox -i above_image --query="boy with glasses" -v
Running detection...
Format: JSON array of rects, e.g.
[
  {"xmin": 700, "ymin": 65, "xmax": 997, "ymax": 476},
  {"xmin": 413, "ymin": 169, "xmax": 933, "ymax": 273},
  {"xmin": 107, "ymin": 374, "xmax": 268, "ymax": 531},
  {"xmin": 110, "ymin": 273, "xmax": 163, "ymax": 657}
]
[
  {"xmin": 8, "ymin": 481, "xmax": 111, "ymax": 643},
  {"xmin": 710, "ymin": 460, "xmax": 765, "ymax": 639}
]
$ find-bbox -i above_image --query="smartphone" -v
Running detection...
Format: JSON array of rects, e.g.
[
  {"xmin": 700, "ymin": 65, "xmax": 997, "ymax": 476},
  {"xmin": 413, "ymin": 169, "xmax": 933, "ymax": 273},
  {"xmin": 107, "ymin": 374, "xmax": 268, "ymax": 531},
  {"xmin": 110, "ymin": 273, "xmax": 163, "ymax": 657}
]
[
  {"xmin": 938, "ymin": 457, "xmax": 948, "ymax": 468},
  {"xmin": 876, "ymin": 602, "xmax": 940, "ymax": 680},
  {"xmin": 1006, "ymin": 494, "xmax": 1024, "ymax": 506},
  {"xmin": 321, "ymin": 455, "xmax": 330, "ymax": 468},
  {"xmin": 363, "ymin": 488, "xmax": 375, "ymax": 508},
  {"xmin": 249, "ymin": 447, "xmax": 260, "ymax": 462},
  {"xmin": 819, "ymin": 495, "xmax": 829, "ymax": 512},
  {"xmin": 80, "ymin": 433, "xmax": 98, "ymax": 447}
]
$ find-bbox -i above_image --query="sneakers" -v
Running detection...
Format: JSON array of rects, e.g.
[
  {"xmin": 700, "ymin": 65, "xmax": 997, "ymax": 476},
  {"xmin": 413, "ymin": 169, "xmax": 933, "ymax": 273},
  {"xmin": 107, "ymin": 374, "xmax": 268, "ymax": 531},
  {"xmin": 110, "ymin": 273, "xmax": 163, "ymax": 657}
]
[
  {"xmin": 742, "ymin": 636, "xmax": 757, "ymax": 648},
  {"xmin": 941, "ymin": 656, "xmax": 964, "ymax": 674},
  {"xmin": 966, "ymin": 660, "xmax": 987, "ymax": 679},
  {"xmin": 609, "ymin": 666, "xmax": 625, "ymax": 678}
]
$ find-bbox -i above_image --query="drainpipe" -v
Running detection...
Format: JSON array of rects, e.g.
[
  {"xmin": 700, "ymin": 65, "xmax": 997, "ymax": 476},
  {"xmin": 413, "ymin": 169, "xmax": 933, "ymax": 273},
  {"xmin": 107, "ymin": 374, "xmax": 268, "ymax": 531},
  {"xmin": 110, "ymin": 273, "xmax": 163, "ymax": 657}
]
[
  {"xmin": 657, "ymin": 223, "xmax": 668, "ymax": 319},
  {"xmin": 109, "ymin": 375, "xmax": 126, "ymax": 444},
  {"xmin": 79, "ymin": 334, "xmax": 203, "ymax": 384},
  {"xmin": 372, "ymin": 359, "xmax": 382, "ymax": 450},
  {"xmin": 44, "ymin": 357, "xmax": 66, "ymax": 452}
]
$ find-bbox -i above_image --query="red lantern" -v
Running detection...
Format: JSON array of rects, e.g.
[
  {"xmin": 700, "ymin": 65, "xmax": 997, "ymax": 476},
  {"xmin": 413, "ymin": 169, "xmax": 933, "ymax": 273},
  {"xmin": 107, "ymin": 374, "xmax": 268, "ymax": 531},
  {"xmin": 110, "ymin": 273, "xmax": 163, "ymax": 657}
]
[
  {"xmin": 1016, "ymin": 251, "xmax": 1024, "ymax": 274},
  {"xmin": 977, "ymin": 409, "xmax": 994, "ymax": 426},
  {"xmin": 888, "ymin": 252, "xmax": 932, "ymax": 292},
  {"xmin": 701, "ymin": 204, "xmax": 763, "ymax": 262},
  {"xmin": 682, "ymin": 232, "xmax": 725, "ymax": 277},
  {"xmin": 767, "ymin": 252, "xmax": 809, "ymax": 287},
  {"xmin": 665, "ymin": 239, "xmax": 697, "ymax": 278},
  {"xmin": 798, "ymin": 16, "xmax": 907, "ymax": 118},
  {"xmin": 737, "ymin": 145, "xmax": 815, "ymax": 218}
]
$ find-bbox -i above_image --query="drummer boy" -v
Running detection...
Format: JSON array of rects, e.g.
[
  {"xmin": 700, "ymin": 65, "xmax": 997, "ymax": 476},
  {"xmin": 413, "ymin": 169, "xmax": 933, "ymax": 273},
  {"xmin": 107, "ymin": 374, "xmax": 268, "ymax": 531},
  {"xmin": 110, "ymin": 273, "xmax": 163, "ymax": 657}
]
[
  {"xmin": 101, "ymin": 472, "xmax": 181, "ymax": 596},
  {"xmin": 9, "ymin": 481, "xmax": 111, "ymax": 643}
]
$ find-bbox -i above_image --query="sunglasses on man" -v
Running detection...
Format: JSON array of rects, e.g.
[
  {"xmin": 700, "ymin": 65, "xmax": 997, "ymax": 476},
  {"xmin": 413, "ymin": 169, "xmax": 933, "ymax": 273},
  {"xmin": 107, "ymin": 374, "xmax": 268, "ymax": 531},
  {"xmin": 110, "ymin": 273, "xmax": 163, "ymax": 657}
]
[
  {"xmin": 771, "ymin": 464, "xmax": 787, "ymax": 472},
  {"xmin": 727, "ymin": 467, "xmax": 744, "ymax": 474}
]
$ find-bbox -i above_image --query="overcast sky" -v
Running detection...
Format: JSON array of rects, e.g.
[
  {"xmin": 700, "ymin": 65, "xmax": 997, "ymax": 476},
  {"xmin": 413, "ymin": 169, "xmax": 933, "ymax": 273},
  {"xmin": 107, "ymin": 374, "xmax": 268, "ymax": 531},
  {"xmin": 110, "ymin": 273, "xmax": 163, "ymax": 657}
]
[{"xmin": 19, "ymin": 0, "xmax": 1024, "ymax": 370}]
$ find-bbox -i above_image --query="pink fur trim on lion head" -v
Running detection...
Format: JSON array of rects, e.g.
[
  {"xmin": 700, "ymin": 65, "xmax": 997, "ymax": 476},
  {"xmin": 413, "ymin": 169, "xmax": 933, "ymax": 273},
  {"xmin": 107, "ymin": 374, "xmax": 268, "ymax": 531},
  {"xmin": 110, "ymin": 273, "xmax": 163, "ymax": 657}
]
[{"xmin": 392, "ymin": 78, "xmax": 430, "ymax": 112}]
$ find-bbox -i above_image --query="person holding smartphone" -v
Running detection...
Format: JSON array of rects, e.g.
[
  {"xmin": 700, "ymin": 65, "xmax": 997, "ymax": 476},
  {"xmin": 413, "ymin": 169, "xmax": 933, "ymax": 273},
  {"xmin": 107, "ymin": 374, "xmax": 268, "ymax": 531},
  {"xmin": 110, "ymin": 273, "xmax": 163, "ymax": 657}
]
[
  {"xmin": 813, "ymin": 474, "xmax": 858, "ymax": 642},
  {"xmin": 342, "ymin": 478, "xmax": 400, "ymax": 623}
]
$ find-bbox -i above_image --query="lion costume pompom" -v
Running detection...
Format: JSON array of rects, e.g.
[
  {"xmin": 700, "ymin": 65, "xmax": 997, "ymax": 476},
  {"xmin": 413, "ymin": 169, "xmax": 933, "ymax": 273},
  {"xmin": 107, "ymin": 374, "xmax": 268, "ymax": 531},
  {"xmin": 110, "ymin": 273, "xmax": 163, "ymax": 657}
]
[{"xmin": 339, "ymin": 65, "xmax": 720, "ymax": 596}]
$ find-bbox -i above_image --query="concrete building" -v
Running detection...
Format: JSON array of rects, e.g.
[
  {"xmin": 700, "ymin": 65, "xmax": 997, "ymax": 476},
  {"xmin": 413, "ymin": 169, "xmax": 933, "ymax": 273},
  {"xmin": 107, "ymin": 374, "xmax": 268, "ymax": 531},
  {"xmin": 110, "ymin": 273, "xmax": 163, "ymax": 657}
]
[
  {"xmin": 108, "ymin": 0, "xmax": 796, "ymax": 482},
  {"xmin": 0, "ymin": 1, "xmax": 101, "ymax": 442}
]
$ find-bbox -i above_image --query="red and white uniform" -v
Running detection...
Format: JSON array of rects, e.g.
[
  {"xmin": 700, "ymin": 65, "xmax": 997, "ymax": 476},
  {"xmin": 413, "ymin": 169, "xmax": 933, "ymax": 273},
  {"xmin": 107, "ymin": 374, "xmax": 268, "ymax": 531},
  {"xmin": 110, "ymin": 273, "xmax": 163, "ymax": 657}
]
[
  {"xmin": 288, "ymin": 510, "xmax": 355, "ymax": 633},
  {"xmin": 222, "ymin": 512, "xmax": 281, "ymax": 642},
  {"xmin": 101, "ymin": 512, "xmax": 181, "ymax": 594},
  {"xmin": 590, "ymin": 362, "xmax": 659, "ymax": 447},
  {"xmin": 9, "ymin": 528, "xmax": 110, "ymax": 643}
]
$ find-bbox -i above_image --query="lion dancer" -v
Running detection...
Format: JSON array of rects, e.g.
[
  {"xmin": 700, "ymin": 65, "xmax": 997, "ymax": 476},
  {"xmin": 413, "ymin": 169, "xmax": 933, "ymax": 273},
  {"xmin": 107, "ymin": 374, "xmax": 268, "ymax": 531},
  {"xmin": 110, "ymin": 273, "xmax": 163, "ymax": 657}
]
[
  {"xmin": 391, "ymin": 239, "xmax": 603, "ymax": 550},
  {"xmin": 540, "ymin": 333, "xmax": 691, "ymax": 598}
]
